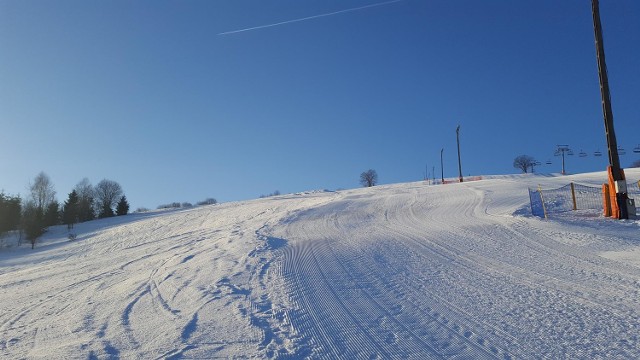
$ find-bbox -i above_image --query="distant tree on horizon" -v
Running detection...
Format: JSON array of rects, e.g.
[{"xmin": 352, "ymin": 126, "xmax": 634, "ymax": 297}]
[
  {"xmin": 95, "ymin": 179, "xmax": 123, "ymax": 218},
  {"xmin": 259, "ymin": 191, "xmax": 280, "ymax": 198},
  {"xmin": 62, "ymin": 190, "xmax": 79, "ymax": 230},
  {"xmin": 20, "ymin": 172, "xmax": 56, "ymax": 246},
  {"xmin": 157, "ymin": 202, "xmax": 182, "ymax": 209},
  {"xmin": 21, "ymin": 200, "xmax": 45, "ymax": 249},
  {"xmin": 360, "ymin": 169, "xmax": 378, "ymax": 187},
  {"xmin": 116, "ymin": 195, "xmax": 130, "ymax": 216},
  {"xmin": 44, "ymin": 201, "xmax": 60, "ymax": 227},
  {"xmin": 29, "ymin": 172, "xmax": 56, "ymax": 213},
  {"xmin": 0, "ymin": 192, "xmax": 22, "ymax": 239},
  {"xmin": 197, "ymin": 198, "xmax": 218, "ymax": 206},
  {"xmin": 513, "ymin": 155, "xmax": 537, "ymax": 173},
  {"xmin": 74, "ymin": 178, "xmax": 96, "ymax": 222}
]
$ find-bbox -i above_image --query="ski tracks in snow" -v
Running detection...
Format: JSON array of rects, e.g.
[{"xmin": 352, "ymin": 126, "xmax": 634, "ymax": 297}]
[
  {"xmin": 0, "ymin": 196, "xmax": 334, "ymax": 359},
  {"xmin": 266, "ymin": 182, "xmax": 640, "ymax": 359},
  {"xmin": 268, "ymin": 188, "xmax": 514, "ymax": 359},
  {"xmin": 2, "ymin": 174, "xmax": 640, "ymax": 358}
]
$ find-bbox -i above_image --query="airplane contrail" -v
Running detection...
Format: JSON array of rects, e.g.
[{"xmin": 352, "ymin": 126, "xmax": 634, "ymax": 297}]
[{"xmin": 218, "ymin": 0, "xmax": 403, "ymax": 35}]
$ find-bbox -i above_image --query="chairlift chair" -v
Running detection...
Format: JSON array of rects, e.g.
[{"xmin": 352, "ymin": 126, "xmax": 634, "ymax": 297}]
[
  {"xmin": 545, "ymin": 159, "xmax": 552, "ymax": 165},
  {"xmin": 578, "ymin": 150, "xmax": 587, "ymax": 157},
  {"xmin": 618, "ymin": 146, "xmax": 626, "ymax": 155},
  {"xmin": 634, "ymin": 144, "xmax": 640, "ymax": 153},
  {"xmin": 594, "ymin": 150, "xmax": 602, "ymax": 157}
]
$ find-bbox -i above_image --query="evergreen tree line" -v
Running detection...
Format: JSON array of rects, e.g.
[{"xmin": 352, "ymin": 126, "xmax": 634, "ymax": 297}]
[{"xmin": 0, "ymin": 172, "xmax": 130, "ymax": 249}]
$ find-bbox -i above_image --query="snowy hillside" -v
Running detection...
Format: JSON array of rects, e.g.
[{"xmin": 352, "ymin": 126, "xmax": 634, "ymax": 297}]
[{"xmin": 1, "ymin": 169, "xmax": 640, "ymax": 359}]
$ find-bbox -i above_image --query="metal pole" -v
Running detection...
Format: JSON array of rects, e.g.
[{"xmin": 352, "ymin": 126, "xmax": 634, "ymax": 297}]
[
  {"xmin": 456, "ymin": 125, "xmax": 463, "ymax": 183},
  {"xmin": 555, "ymin": 145, "xmax": 571, "ymax": 175},
  {"xmin": 440, "ymin": 148, "xmax": 444, "ymax": 184},
  {"xmin": 592, "ymin": 0, "xmax": 621, "ymax": 171},
  {"xmin": 592, "ymin": 0, "xmax": 628, "ymax": 219}
]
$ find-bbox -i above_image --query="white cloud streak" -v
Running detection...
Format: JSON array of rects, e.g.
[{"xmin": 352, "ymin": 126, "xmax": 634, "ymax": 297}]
[{"xmin": 218, "ymin": 0, "xmax": 403, "ymax": 35}]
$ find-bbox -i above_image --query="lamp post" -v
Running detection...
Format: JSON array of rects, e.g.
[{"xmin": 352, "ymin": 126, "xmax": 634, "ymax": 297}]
[
  {"xmin": 440, "ymin": 148, "xmax": 444, "ymax": 184},
  {"xmin": 592, "ymin": 0, "xmax": 629, "ymax": 219},
  {"xmin": 456, "ymin": 125, "xmax": 463, "ymax": 183}
]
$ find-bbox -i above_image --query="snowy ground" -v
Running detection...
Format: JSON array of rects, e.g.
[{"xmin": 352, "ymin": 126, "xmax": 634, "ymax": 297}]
[{"xmin": 1, "ymin": 169, "xmax": 639, "ymax": 359}]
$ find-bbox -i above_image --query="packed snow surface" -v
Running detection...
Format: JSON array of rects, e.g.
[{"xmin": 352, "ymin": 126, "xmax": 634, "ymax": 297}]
[{"xmin": 1, "ymin": 169, "xmax": 640, "ymax": 359}]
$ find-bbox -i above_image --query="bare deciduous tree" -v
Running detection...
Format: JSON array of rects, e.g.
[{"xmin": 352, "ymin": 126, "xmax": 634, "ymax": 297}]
[
  {"xmin": 197, "ymin": 198, "xmax": 218, "ymax": 206},
  {"xmin": 21, "ymin": 200, "xmax": 45, "ymax": 249},
  {"xmin": 29, "ymin": 172, "xmax": 56, "ymax": 212},
  {"xmin": 74, "ymin": 178, "xmax": 96, "ymax": 222},
  {"xmin": 513, "ymin": 155, "xmax": 537, "ymax": 173},
  {"xmin": 360, "ymin": 169, "xmax": 378, "ymax": 187},
  {"xmin": 94, "ymin": 179, "xmax": 123, "ymax": 218},
  {"xmin": 19, "ymin": 172, "xmax": 57, "ymax": 247}
]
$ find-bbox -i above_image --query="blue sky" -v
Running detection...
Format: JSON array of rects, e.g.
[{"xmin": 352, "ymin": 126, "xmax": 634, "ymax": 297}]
[{"xmin": 1, "ymin": 0, "xmax": 639, "ymax": 209}]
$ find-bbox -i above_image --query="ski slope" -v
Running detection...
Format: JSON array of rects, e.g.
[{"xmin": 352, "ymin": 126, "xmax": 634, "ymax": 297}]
[{"xmin": 1, "ymin": 170, "xmax": 639, "ymax": 359}]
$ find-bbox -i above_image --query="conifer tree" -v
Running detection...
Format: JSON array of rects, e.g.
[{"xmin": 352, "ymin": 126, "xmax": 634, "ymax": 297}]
[
  {"xmin": 116, "ymin": 195, "xmax": 130, "ymax": 216},
  {"xmin": 99, "ymin": 203, "xmax": 115, "ymax": 218},
  {"xmin": 78, "ymin": 196, "xmax": 96, "ymax": 222},
  {"xmin": 0, "ymin": 193, "xmax": 21, "ymax": 237},
  {"xmin": 44, "ymin": 201, "xmax": 60, "ymax": 227},
  {"xmin": 62, "ymin": 190, "xmax": 79, "ymax": 230},
  {"xmin": 74, "ymin": 178, "xmax": 96, "ymax": 222}
]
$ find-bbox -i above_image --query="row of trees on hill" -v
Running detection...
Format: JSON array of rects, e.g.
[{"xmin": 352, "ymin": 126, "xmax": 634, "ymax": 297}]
[
  {"xmin": 0, "ymin": 172, "xmax": 129, "ymax": 249},
  {"xmin": 156, "ymin": 198, "xmax": 217, "ymax": 210}
]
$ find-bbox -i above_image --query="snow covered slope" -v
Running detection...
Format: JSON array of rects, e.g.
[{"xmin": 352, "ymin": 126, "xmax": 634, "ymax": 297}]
[{"xmin": 1, "ymin": 169, "xmax": 639, "ymax": 359}]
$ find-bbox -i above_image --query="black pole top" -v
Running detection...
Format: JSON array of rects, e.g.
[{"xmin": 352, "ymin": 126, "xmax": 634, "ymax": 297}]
[{"xmin": 592, "ymin": 0, "xmax": 622, "ymax": 176}]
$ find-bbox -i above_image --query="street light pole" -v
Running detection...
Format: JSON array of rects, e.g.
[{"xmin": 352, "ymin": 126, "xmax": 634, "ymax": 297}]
[
  {"xmin": 592, "ymin": 0, "xmax": 629, "ymax": 219},
  {"xmin": 456, "ymin": 125, "xmax": 463, "ymax": 183},
  {"xmin": 440, "ymin": 148, "xmax": 444, "ymax": 184}
]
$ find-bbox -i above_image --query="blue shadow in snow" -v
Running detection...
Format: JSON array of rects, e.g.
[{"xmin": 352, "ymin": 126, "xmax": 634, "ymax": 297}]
[{"xmin": 266, "ymin": 236, "xmax": 287, "ymax": 250}]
